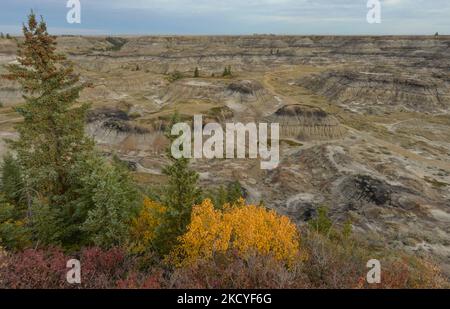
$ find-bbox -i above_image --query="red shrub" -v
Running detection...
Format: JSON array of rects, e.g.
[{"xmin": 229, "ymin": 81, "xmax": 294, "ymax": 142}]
[
  {"xmin": 0, "ymin": 247, "xmax": 69, "ymax": 289},
  {"xmin": 116, "ymin": 271, "xmax": 165, "ymax": 289},
  {"xmin": 80, "ymin": 247, "xmax": 128, "ymax": 288},
  {"xmin": 0, "ymin": 244, "xmax": 446, "ymax": 289},
  {"xmin": 168, "ymin": 250, "xmax": 310, "ymax": 289},
  {"xmin": 357, "ymin": 256, "xmax": 449, "ymax": 289},
  {"xmin": 0, "ymin": 247, "xmax": 134, "ymax": 289}
]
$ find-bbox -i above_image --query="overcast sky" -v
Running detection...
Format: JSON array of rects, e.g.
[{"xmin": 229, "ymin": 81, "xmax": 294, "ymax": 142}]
[{"xmin": 0, "ymin": 0, "xmax": 449, "ymax": 35}]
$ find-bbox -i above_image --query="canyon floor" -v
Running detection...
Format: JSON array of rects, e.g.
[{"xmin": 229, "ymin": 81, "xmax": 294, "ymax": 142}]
[{"xmin": 1, "ymin": 35, "xmax": 449, "ymax": 274}]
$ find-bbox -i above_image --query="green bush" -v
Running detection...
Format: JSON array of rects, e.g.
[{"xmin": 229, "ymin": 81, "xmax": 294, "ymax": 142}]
[
  {"xmin": 0, "ymin": 201, "xmax": 31, "ymax": 250},
  {"xmin": 167, "ymin": 71, "xmax": 183, "ymax": 82},
  {"xmin": 222, "ymin": 66, "xmax": 232, "ymax": 77},
  {"xmin": 308, "ymin": 206, "xmax": 333, "ymax": 236},
  {"xmin": 207, "ymin": 181, "xmax": 244, "ymax": 209}
]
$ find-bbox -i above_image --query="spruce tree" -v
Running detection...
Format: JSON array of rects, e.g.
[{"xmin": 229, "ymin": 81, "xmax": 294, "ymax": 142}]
[
  {"xmin": 2, "ymin": 12, "xmax": 93, "ymax": 203},
  {"xmin": 1, "ymin": 13, "xmax": 95, "ymax": 247},
  {"xmin": 0, "ymin": 154, "xmax": 24, "ymax": 207},
  {"xmin": 222, "ymin": 67, "xmax": 228, "ymax": 77},
  {"xmin": 73, "ymin": 155, "xmax": 140, "ymax": 248},
  {"xmin": 153, "ymin": 112, "xmax": 202, "ymax": 254},
  {"xmin": 1, "ymin": 13, "xmax": 140, "ymax": 249},
  {"xmin": 222, "ymin": 66, "xmax": 232, "ymax": 77}
]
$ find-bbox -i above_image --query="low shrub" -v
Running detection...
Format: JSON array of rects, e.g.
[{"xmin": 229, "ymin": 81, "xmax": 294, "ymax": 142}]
[
  {"xmin": 166, "ymin": 71, "xmax": 183, "ymax": 82},
  {"xmin": 170, "ymin": 199, "xmax": 302, "ymax": 267},
  {"xmin": 0, "ymin": 247, "xmax": 136, "ymax": 289},
  {"xmin": 0, "ymin": 247, "xmax": 68, "ymax": 289},
  {"xmin": 0, "ymin": 241, "xmax": 447, "ymax": 289},
  {"xmin": 79, "ymin": 247, "xmax": 129, "ymax": 288},
  {"xmin": 168, "ymin": 250, "xmax": 310, "ymax": 289}
]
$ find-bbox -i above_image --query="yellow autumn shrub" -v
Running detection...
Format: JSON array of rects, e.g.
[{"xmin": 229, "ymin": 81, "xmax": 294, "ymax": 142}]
[
  {"xmin": 171, "ymin": 198, "xmax": 301, "ymax": 266},
  {"xmin": 129, "ymin": 197, "xmax": 166, "ymax": 254}
]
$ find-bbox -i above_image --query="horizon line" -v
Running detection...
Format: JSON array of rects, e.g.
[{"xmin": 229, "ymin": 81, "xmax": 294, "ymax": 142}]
[{"xmin": 2, "ymin": 33, "xmax": 448, "ymax": 38}]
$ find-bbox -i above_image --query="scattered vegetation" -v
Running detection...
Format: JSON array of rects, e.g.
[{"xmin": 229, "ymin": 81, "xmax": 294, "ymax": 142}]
[
  {"xmin": 166, "ymin": 71, "xmax": 184, "ymax": 82},
  {"xmin": 222, "ymin": 65, "xmax": 232, "ymax": 77},
  {"xmin": 206, "ymin": 181, "xmax": 243, "ymax": 209}
]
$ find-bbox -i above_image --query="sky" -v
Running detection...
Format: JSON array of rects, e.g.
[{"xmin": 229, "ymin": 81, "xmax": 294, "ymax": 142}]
[{"xmin": 0, "ymin": 0, "xmax": 449, "ymax": 35}]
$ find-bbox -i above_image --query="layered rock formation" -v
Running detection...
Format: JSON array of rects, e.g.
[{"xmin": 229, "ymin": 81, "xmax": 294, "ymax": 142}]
[
  {"xmin": 299, "ymin": 70, "xmax": 450, "ymax": 113},
  {"xmin": 266, "ymin": 105, "xmax": 345, "ymax": 140}
]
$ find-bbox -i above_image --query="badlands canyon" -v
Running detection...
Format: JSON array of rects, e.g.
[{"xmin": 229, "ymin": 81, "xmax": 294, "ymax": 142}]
[{"xmin": 1, "ymin": 35, "xmax": 449, "ymax": 274}]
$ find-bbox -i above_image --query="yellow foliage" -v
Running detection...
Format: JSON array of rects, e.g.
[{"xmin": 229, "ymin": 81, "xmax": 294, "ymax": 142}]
[
  {"xmin": 172, "ymin": 198, "xmax": 301, "ymax": 266},
  {"xmin": 129, "ymin": 197, "xmax": 166, "ymax": 254},
  {"xmin": 173, "ymin": 199, "xmax": 232, "ymax": 262}
]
